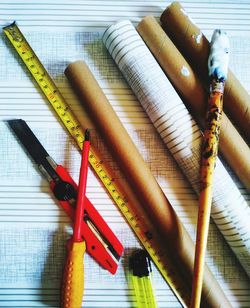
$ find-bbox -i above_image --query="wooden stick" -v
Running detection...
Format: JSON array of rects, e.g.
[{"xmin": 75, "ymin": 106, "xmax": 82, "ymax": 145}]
[{"xmin": 191, "ymin": 29, "xmax": 229, "ymax": 308}]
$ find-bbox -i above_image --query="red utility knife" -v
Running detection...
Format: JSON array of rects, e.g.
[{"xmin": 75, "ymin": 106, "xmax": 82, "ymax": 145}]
[{"xmin": 8, "ymin": 119, "xmax": 124, "ymax": 274}]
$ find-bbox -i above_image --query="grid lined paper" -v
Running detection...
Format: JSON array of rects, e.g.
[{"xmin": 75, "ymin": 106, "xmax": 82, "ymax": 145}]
[{"xmin": 0, "ymin": 1, "xmax": 250, "ymax": 307}]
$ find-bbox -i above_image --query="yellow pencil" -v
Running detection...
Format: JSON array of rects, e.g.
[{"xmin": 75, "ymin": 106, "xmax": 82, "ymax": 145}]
[{"xmin": 191, "ymin": 29, "xmax": 229, "ymax": 308}]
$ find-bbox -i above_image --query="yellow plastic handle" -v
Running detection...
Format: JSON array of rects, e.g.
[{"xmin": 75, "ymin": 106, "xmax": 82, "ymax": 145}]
[{"xmin": 61, "ymin": 241, "xmax": 86, "ymax": 308}]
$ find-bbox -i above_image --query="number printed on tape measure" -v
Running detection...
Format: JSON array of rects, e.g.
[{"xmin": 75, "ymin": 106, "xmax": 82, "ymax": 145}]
[{"xmin": 3, "ymin": 22, "xmax": 188, "ymax": 307}]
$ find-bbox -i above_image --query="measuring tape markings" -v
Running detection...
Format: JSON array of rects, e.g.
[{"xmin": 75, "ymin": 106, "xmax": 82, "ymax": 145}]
[{"xmin": 3, "ymin": 22, "xmax": 188, "ymax": 307}]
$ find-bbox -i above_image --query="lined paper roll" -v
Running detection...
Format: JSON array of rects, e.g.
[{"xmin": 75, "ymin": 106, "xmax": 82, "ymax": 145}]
[
  {"xmin": 136, "ymin": 15, "xmax": 250, "ymax": 191},
  {"xmin": 103, "ymin": 20, "xmax": 250, "ymax": 278},
  {"xmin": 160, "ymin": 1, "xmax": 250, "ymax": 144},
  {"xmin": 65, "ymin": 60, "xmax": 231, "ymax": 308}
]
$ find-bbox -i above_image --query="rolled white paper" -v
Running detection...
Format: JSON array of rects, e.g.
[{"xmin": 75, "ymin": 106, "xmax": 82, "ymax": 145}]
[{"xmin": 103, "ymin": 20, "xmax": 250, "ymax": 277}]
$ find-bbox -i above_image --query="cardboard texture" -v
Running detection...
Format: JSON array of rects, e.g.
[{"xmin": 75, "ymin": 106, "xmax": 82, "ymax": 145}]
[
  {"xmin": 65, "ymin": 60, "xmax": 231, "ymax": 308},
  {"xmin": 137, "ymin": 15, "xmax": 250, "ymax": 190},
  {"xmin": 160, "ymin": 1, "xmax": 250, "ymax": 144},
  {"xmin": 103, "ymin": 19, "xmax": 250, "ymax": 277}
]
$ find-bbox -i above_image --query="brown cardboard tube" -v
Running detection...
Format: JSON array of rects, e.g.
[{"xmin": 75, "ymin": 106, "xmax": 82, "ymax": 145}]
[
  {"xmin": 160, "ymin": 1, "xmax": 250, "ymax": 143},
  {"xmin": 137, "ymin": 15, "xmax": 250, "ymax": 191},
  {"xmin": 65, "ymin": 60, "xmax": 231, "ymax": 307}
]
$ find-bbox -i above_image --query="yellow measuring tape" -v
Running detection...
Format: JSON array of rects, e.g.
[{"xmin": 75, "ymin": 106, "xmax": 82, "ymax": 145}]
[{"xmin": 3, "ymin": 22, "xmax": 188, "ymax": 307}]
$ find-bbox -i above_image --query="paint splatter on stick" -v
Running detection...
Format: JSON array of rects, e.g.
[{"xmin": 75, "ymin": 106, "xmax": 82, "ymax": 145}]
[{"xmin": 191, "ymin": 29, "xmax": 229, "ymax": 308}]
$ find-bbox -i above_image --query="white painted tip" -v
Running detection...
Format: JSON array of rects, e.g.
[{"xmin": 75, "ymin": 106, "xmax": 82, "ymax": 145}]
[{"xmin": 208, "ymin": 29, "xmax": 229, "ymax": 81}]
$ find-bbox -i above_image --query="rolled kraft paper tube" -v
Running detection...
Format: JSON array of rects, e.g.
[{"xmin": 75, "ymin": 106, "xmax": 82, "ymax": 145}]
[
  {"xmin": 136, "ymin": 16, "xmax": 250, "ymax": 191},
  {"xmin": 103, "ymin": 20, "xmax": 250, "ymax": 278},
  {"xmin": 65, "ymin": 60, "xmax": 231, "ymax": 308},
  {"xmin": 160, "ymin": 1, "xmax": 250, "ymax": 143}
]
